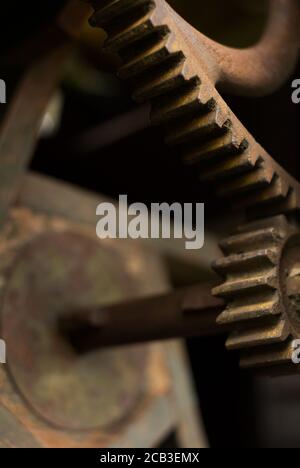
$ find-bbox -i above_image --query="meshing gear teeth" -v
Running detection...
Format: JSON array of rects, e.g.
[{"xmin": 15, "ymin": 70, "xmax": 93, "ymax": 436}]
[
  {"xmin": 213, "ymin": 215, "xmax": 300, "ymax": 373},
  {"xmin": 85, "ymin": 0, "xmax": 300, "ymax": 219},
  {"xmin": 84, "ymin": 0, "xmax": 300, "ymax": 372}
]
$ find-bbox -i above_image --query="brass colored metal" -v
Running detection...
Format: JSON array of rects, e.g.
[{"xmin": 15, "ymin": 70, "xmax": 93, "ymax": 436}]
[
  {"xmin": 213, "ymin": 215, "xmax": 300, "ymax": 373},
  {"xmin": 60, "ymin": 282, "xmax": 225, "ymax": 352}
]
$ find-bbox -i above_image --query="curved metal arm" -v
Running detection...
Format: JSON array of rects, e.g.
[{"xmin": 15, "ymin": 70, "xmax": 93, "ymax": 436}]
[{"xmin": 166, "ymin": 0, "xmax": 300, "ymax": 96}]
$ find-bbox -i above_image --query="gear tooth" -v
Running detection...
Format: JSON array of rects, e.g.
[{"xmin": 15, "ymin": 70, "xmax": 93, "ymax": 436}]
[
  {"xmin": 151, "ymin": 80, "xmax": 212, "ymax": 125},
  {"xmin": 165, "ymin": 108, "xmax": 229, "ymax": 146},
  {"xmin": 213, "ymin": 249, "xmax": 279, "ymax": 275},
  {"xmin": 90, "ymin": 0, "xmax": 151, "ymax": 27},
  {"xmin": 217, "ymin": 164, "xmax": 274, "ymax": 196},
  {"xmin": 246, "ymin": 188, "xmax": 298, "ymax": 220},
  {"xmin": 104, "ymin": 13, "xmax": 158, "ymax": 52},
  {"xmin": 233, "ymin": 175, "xmax": 290, "ymax": 210},
  {"xmin": 238, "ymin": 214, "xmax": 289, "ymax": 234},
  {"xmin": 226, "ymin": 319, "xmax": 288, "ymax": 350},
  {"xmin": 199, "ymin": 149, "xmax": 258, "ymax": 182},
  {"xmin": 118, "ymin": 33, "xmax": 179, "ymax": 79},
  {"xmin": 219, "ymin": 227, "xmax": 284, "ymax": 255},
  {"xmin": 183, "ymin": 134, "xmax": 247, "ymax": 166},
  {"xmin": 133, "ymin": 56, "xmax": 187, "ymax": 101},
  {"xmin": 212, "ymin": 270, "xmax": 277, "ymax": 298},
  {"xmin": 217, "ymin": 295, "xmax": 281, "ymax": 324},
  {"xmin": 240, "ymin": 339, "xmax": 294, "ymax": 369}
]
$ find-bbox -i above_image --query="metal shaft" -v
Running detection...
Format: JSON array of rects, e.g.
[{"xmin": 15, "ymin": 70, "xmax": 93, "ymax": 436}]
[{"xmin": 60, "ymin": 282, "xmax": 225, "ymax": 352}]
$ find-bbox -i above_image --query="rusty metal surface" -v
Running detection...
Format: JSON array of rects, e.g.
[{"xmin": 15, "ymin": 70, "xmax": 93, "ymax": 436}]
[
  {"xmin": 0, "ymin": 46, "xmax": 69, "ymax": 225},
  {"xmin": 196, "ymin": 0, "xmax": 300, "ymax": 96},
  {"xmin": 0, "ymin": 1, "xmax": 91, "ymax": 226},
  {"xmin": 0, "ymin": 1, "xmax": 212, "ymax": 444},
  {"xmin": 84, "ymin": 0, "xmax": 300, "ymax": 373},
  {"xmin": 0, "ymin": 208, "xmax": 176, "ymax": 446},
  {"xmin": 164, "ymin": 340, "xmax": 208, "ymax": 448},
  {"xmin": 212, "ymin": 215, "xmax": 300, "ymax": 374},
  {"xmin": 88, "ymin": 0, "xmax": 300, "ymax": 96},
  {"xmin": 0, "ymin": 406, "xmax": 42, "ymax": 448},
  {"xmin": 60, "ymin": 282, "xmax": 224, "ymax": 351},
  {"xmin": 3, "ymin": 230, "xmax": 149, "ymax": 431},
  {"xmin": 85, "ymin": 0, "xmax": 300, "ymax": 225},
  {"xmin": 1, "ymin": 3, "xmax": 300, "ymax": 439}
]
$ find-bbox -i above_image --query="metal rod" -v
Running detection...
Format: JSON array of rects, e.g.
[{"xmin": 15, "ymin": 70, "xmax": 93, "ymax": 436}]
[{"xmin": 59, "ymin": 282, "xmax": 226, "ymax": 352}]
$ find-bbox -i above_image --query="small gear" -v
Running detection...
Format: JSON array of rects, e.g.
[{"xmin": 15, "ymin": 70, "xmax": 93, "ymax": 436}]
[{"xmin": 213, "ymin": 215, "xmax": 300, "ymax": 374}]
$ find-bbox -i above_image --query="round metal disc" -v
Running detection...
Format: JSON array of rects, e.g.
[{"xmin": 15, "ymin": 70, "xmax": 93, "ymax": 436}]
[{"xmin": 2, "ymin": 230, "xmax": 148, "ymax": 431}]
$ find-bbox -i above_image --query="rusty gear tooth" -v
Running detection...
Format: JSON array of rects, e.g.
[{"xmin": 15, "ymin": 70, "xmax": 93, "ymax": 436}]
[
  {"xmin": 197, "ymin": 142, "xmax": 260, "ymax": 183},
  {"xmin": 183, "ymin": 134, "xmax": 248, "ymax": 166},
  {"xmin": 240, "ymin": 339, "xmax": 295, "ymax": 370},
  {"xmin": 151, "ymin": 81, "xmax": 213, "ymax": 125},
  {"xmin": 233, "ymin": 175, "xmax": 290, "ymax": 210},
  {"xmin": 237, "ymin": 214, "xmax": 290, "ymax": 235},
  {"xmin": 118, "ymin": 33, "xmax": 179, "ymax": 79},
  {"xmin": 103, "ymin": 7, "xmax": 157, "ymax": 52},
  {"xmin": 217, "ymin": 295, "xmax": 281, "ymax": 325},
  {"xmin": 213, "ymin": 271, "xmax": 277, "ymax": 298},
  {"xmin": 213, "ymin": 249, "xmax": 278, "ymax": 276},
  {"xmin": 217, "ymin": 162, "xmax": 275, "ymax": 196},
  {"xmin": 219, "ymin": 227, "xmax": 284, "ymax": 255},
  {"xmin": 89, "ymin": 0, "xmax": 151, "ymax": 27},
  {"xmin": 165, "ymin": 108, "xmax": 230, "ymax": 146},
  {"xmin": 226, "ymin": 319, "xmax": 288, "ymax": 351},
  {"xmin": 246, "ymin": 188, "xmax": 298, "ymax": 220},
  {"xmin": 105, "ymin": 19, "xmax": 163, "ymax": 54},
  {"xmin": 199, "ymin": 148, "xmax": 258, "ymax": 182},
  {"xmin": 133, "ymin": 56, "xmax": 188, "ymax": 101}
]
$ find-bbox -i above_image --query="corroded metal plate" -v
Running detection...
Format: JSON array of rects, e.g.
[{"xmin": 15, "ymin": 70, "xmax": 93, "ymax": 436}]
[{"xmin": 2, "ymin": 230, "xmax": 148, "ymax": 431}]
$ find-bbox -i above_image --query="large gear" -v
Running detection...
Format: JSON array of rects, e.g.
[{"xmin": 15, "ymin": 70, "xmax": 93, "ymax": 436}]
[
  {"xmin": 85, "ymin": 0, "xmax": 300, "ymax": 220},
  {"xmin": 85, "ymin": 0, "xmax": 300, "ymax": 371}
]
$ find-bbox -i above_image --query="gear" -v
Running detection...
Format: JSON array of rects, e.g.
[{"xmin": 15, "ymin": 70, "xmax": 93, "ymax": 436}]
[
  {"xmin": 85, "ymin": 0, "xmax": 300, "ymax": 220},
  {"xmin": 213, "ymin": 215, "xmax": 300, "ymax": 373},
  {"xmin": 85, "ymin": 0, "xmax": 300, "ymax": 372}
]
